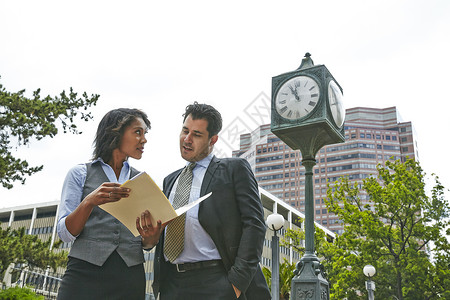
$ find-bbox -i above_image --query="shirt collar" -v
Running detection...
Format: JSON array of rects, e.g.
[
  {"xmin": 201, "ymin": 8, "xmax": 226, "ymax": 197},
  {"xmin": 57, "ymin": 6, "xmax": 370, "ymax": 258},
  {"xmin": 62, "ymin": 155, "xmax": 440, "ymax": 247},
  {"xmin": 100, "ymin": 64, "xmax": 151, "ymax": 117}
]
[
  {"xmin": 187, "ymin": 154, "xmax": 213, "ymax": 169},
  {"xmin": 93, "ymin": 157, "xmax": 130, "ymax": 169}
]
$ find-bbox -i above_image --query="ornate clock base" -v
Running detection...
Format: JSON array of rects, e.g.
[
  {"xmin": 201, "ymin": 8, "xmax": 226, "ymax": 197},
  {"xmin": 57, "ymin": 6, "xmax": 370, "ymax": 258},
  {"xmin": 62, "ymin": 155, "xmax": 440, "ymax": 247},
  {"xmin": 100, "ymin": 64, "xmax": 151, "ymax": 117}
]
[{"xmin": 291, "ymin": 254, "xmax": 330, "ymax": 300}]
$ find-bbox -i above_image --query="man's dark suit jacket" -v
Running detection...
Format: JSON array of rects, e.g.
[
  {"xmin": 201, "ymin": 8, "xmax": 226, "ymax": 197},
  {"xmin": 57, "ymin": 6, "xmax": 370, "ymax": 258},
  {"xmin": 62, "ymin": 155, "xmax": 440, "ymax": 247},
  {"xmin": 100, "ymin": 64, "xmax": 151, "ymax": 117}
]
[{"xmin": 152, "ymin": 156, "xmax": 270, "ymax": 300}]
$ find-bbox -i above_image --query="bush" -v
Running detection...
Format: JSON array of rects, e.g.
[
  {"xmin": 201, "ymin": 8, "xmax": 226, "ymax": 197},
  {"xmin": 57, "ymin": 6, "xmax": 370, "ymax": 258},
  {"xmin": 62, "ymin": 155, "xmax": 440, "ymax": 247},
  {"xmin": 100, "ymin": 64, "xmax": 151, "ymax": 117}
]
[{"xmin": 0, "ymin": 286, "xmax": 44, "ymax": 300}]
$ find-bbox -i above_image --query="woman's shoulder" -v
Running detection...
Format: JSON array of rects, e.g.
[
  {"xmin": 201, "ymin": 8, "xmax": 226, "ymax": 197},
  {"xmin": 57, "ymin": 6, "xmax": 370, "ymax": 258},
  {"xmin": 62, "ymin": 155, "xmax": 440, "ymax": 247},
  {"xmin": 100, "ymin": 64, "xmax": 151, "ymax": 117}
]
[{"xmin": 65, "ymin": 163, "xmax": 89, "ymax": 178}]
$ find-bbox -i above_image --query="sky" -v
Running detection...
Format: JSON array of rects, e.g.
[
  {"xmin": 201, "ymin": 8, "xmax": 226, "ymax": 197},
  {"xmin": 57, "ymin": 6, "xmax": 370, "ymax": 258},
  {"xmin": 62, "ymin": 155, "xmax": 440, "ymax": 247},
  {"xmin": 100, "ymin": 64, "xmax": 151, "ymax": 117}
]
[{"xmin": 1, "ymin": 0, "xmax": 449, "ymax": 209}]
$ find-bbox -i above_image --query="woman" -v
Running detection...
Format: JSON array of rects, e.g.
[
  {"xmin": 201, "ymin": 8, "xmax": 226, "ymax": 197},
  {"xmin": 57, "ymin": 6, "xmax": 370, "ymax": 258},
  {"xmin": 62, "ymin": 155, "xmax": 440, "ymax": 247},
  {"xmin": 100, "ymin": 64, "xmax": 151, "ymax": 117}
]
[{"xmin": 57, "ymin": 108, "xmax": 163, "ymax": 300}]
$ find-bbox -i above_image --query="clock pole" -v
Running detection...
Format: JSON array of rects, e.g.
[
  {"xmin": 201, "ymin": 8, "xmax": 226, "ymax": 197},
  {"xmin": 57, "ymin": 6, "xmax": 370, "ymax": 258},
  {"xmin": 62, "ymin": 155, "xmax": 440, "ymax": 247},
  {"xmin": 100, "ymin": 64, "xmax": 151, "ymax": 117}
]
[{"xmin": 270, "ymin": 53, "xmax": 345, "ymax": 300}]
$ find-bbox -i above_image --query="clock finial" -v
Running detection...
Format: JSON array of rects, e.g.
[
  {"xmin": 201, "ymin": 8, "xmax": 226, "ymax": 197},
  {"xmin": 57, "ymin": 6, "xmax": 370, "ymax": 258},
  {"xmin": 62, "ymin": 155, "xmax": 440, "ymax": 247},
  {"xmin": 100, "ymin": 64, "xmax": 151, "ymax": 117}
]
[{"xmin": 297, "ymin": 52, "xmax": 314, "ymax": 70}]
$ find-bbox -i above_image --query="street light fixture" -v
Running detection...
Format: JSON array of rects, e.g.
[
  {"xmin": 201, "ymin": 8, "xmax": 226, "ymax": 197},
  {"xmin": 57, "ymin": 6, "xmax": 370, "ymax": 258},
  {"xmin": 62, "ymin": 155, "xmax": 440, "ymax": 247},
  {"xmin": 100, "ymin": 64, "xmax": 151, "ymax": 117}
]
[
  {"xmin": 266, "ymin": 213, "xmax": 284, "ymax": 300},
  {"xmin": 363, "ymin": 265, "xmax": 376, "ymax": 300}
]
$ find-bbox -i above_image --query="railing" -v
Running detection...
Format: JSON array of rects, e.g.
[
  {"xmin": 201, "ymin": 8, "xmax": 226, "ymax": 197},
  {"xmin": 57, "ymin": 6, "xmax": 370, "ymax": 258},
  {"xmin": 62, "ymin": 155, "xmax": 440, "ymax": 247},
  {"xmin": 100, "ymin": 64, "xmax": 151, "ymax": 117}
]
[{"xmin": 12, "ymin": 268, "xmax": 62, "ymax": 300}]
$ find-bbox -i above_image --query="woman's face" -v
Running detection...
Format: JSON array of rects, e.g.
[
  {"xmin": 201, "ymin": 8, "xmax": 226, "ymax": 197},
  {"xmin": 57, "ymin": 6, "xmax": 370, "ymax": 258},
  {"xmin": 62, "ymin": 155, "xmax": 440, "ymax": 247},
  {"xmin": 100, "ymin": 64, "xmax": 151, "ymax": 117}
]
[{"xmin": 117, "ymin": 117, "xmax": 148, "ymax": 160}]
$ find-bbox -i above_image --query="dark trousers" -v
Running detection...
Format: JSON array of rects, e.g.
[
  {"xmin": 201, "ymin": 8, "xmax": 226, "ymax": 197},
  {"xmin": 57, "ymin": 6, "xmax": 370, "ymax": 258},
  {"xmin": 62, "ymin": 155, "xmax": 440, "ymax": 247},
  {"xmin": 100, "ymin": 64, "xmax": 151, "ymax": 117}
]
[
  {"xmin": 160, "ymin": 263, "xmax": 239, "ymax": 300},
  {"xmin": 57, "ymin": 250, "xmax": 145, "ymax": 300}
]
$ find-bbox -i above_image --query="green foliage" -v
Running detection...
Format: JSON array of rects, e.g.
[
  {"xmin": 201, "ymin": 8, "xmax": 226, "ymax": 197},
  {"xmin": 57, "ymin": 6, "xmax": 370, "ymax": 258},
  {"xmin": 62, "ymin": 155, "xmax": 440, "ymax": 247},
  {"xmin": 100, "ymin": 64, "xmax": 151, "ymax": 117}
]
[
  {"xmin": 0, "ymin": 227, "xmax": 67, "ymax": 280},
  {"xmin": 280, "ymin": 217, "xmax": 331, "ymax": 275},
  {"xmin": 262, "ymin": 258, "xmax": 296, "ymax": 300},
  {"xmin": 0, "ymin": 286, "xmax": 44, "ymax": 300},
  {"xmin": 281, "ymin": 159, "xmax": 449, "ymax": 299},
  {"xmin": 323, "ymin": 159, "xmax": 450, "ymax": 300},
  {"xmin": 0, "ymin": 76, "xmax": 99, "ymax": 189},
  {"xmin": 280, "ymin": 216, "xmax": 305, "ymax": 255}
]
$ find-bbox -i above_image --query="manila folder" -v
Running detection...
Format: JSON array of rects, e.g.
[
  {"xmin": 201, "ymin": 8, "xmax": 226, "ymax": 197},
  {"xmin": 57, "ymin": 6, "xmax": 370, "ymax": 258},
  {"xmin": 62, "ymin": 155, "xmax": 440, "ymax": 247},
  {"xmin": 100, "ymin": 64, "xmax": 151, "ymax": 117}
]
[{"xmin": 99, "ymin": 172, "xmax": 211, "ymax": 237}]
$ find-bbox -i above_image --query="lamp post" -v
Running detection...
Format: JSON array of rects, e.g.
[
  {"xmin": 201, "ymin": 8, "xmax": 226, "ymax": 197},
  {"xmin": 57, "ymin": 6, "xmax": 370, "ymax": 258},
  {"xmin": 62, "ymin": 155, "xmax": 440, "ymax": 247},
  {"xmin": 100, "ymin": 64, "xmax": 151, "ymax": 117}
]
[
  {"xmin": 363, "ymin": 265, "xmax": 376, "ymax": 300},
  {"xmin": 266, "ymin": 213, "xmax": 285, "ymax": 300}
]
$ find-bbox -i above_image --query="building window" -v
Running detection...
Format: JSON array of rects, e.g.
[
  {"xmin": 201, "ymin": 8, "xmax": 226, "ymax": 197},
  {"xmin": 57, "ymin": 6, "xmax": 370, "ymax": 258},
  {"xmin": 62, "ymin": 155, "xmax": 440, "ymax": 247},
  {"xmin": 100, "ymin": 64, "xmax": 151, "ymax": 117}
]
[
  {"xmin": 386, "ymin": 135, "xmax": 390, "ymax": 140},
  {"xmin": 376, "ymin": 134, "xmax": 381, "ymax": 139},
  {"xmin": 366, "ymin": 134, "xmax": 372, "ymax": 139},
  {"xmin": 351, "ymin": 134, "xmax": 356, "ymax": 139},
  {"xmin": 316, "ymin": 210, "xmax": 320, "ymax": 214},
  {"xmin": 400, "ymin": 127, "xmax": 406, "ymax": 132},
  {"xmin": 402, "ymin": 147, "xmax": 409, "ymax": 152},
  {"xmin": 322, "ymin": 209, "xmax": 327, "ymax": 214},
  {"xmin": 401, "ymin": 137, "xmax": 407, "ymax": 142},
  {"xmin": 274, "ymin": 146, "xmax": 278, "ymax": 151},
  {"xmin": 377, "ymin": 145, "xmax": 382, "ymax": 149},
  {"xmin": 360, "ymin": 133, "xmax": 365, "ymax": 138}
]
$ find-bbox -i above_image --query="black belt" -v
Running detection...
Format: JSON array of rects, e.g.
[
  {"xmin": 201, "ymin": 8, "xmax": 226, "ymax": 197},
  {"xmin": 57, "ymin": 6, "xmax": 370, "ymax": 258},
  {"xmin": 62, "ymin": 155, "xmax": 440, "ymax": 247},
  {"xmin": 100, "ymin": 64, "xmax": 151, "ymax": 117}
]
[{"xmin": 169, "ymin": 259, "xmax": 223, "ymax": 273}]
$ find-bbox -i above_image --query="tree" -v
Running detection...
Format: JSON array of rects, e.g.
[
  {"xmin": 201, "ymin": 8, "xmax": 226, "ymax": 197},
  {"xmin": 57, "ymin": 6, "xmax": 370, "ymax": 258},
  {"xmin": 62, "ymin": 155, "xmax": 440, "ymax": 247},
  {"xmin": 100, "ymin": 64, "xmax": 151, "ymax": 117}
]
[
  {"xmin": 324, "ymin": 159, "xmax": 450, "ymax": 299},
  {"xmin": 0, "ymin": 227, "xmax": 67, "ymax": 283},
  {"xmin": 0, "ymin": 77, "xmax": 99, "ymax": 189},
  {"xmin": 280, "ymin": 217, "xmax": 331, "ymax": 262},
  {"xmin": 262, "ymin": 258, "xmax": 296, "ymax": 300}
]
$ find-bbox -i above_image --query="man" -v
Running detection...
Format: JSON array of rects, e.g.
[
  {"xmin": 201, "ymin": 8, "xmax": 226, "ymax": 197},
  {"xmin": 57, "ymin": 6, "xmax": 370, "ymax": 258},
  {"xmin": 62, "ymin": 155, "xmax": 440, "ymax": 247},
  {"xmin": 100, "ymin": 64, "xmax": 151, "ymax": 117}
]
[{"xmin": 152, "ymin": 102, "xmax": 270, "ymax": 299}]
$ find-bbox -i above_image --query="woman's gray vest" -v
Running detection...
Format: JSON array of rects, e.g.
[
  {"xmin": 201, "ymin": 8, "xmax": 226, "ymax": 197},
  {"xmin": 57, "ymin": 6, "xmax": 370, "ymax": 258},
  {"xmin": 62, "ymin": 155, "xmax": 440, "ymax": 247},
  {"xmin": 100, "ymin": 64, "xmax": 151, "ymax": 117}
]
[{"xmin": 68, "ymin": 162, "xmax": 144, "ymax": 267}]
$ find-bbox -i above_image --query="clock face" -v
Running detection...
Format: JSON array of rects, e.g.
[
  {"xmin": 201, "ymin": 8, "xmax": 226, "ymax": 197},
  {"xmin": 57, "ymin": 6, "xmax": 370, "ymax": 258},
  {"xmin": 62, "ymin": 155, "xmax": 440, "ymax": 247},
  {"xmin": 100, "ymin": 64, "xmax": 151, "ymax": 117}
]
[
  {"xmin": 275, "ymin": 75, "xmax": 320, "ymax": 120},
  {"xmin": 328, "ymin": 80, "xmax": 345, "ymax": 127}
]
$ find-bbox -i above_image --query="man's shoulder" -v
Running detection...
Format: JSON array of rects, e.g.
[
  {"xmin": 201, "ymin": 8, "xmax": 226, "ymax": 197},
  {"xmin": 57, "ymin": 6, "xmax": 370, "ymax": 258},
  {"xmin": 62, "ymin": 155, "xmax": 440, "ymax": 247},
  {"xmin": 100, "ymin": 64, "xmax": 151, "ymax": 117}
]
[
  {"xmin": 214, "ymin": 156, "xmax": 246, "ymax": 163},
  {"xmin": 214, "ymin": 157, "xmax": 250, "ymax": 167}
]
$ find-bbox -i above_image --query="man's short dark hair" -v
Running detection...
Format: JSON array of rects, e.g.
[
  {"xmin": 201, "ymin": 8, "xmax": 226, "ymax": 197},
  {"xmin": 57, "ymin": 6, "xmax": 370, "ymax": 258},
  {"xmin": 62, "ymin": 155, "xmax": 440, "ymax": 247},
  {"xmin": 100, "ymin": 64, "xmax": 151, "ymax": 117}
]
[{"xmin": 183, "ymin": 102, "xmax": 222, "ymax": 137}]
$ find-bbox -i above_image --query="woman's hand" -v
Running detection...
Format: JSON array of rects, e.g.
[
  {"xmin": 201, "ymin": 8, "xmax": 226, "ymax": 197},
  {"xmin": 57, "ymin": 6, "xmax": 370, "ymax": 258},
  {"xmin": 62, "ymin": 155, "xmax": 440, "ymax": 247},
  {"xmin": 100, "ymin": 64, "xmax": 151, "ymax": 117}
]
[
  {"xmin": 84, "ymin": 182, "xmax": 130, "ymax": 207},
  {"xmin": 65, "ymin": 182, "xmax": 130, "ymax": 237},
  {"xmin": 136, "ymin": 210, "xmax": 167, "ymax": 249}
]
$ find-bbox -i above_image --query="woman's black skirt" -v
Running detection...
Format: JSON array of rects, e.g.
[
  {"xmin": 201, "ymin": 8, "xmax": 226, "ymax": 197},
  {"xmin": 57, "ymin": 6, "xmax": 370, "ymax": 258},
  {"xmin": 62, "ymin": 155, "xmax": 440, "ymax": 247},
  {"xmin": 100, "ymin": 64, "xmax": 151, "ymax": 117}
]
[{"xmin": 57, "ymin": 250, "xmax": 145, "ymax": 300}]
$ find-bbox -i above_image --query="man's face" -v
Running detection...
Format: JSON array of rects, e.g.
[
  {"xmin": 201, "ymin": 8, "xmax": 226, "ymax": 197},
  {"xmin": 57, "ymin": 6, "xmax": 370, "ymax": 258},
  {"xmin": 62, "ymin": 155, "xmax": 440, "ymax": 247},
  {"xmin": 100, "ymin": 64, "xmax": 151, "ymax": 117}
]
[{"xmin": 179, "ymin": 114, "xmax": 218, "ymax": 162}]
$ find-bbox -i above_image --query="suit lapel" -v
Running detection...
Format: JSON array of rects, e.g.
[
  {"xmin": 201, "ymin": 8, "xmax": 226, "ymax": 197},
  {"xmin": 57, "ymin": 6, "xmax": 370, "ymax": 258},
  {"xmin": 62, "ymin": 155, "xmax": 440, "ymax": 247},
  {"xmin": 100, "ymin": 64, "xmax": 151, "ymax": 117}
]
[{"xmin": 200, "ymin": 156, "xmax": 220, "ymax": 196}]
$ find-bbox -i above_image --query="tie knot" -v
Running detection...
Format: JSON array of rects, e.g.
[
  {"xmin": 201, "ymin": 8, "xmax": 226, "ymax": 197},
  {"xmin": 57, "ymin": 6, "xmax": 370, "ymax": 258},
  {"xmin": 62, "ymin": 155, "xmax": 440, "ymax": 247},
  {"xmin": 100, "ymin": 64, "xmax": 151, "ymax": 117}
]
[{"xmin": 187, "ymin": 162, "xmax": 196, "ymax": 171}]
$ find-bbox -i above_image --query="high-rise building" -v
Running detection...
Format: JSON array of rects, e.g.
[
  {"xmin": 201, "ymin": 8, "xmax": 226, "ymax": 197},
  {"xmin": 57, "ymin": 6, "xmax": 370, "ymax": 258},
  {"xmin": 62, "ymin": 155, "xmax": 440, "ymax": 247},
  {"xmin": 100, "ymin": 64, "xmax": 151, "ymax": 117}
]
[{"xmin": 232, "ymin": 106, "xmax": 417, "ymax": 234}]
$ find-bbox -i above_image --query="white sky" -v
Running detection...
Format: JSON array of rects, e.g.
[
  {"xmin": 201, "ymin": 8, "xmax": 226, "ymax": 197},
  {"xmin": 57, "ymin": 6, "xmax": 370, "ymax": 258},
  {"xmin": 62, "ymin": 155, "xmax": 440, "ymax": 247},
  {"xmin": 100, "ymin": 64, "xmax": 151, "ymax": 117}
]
[{"xmin": 1, "ymin": 0, "xmax": 449, "ymax": 209}]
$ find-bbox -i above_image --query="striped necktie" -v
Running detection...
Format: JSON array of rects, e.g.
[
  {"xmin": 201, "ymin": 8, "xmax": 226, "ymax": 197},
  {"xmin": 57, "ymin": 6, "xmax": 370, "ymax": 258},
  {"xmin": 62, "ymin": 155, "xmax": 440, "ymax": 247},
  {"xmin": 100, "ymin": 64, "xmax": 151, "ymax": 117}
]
[{"xmin": 164, "ymin": 162, "xmax": 196, "ymax": 262}]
